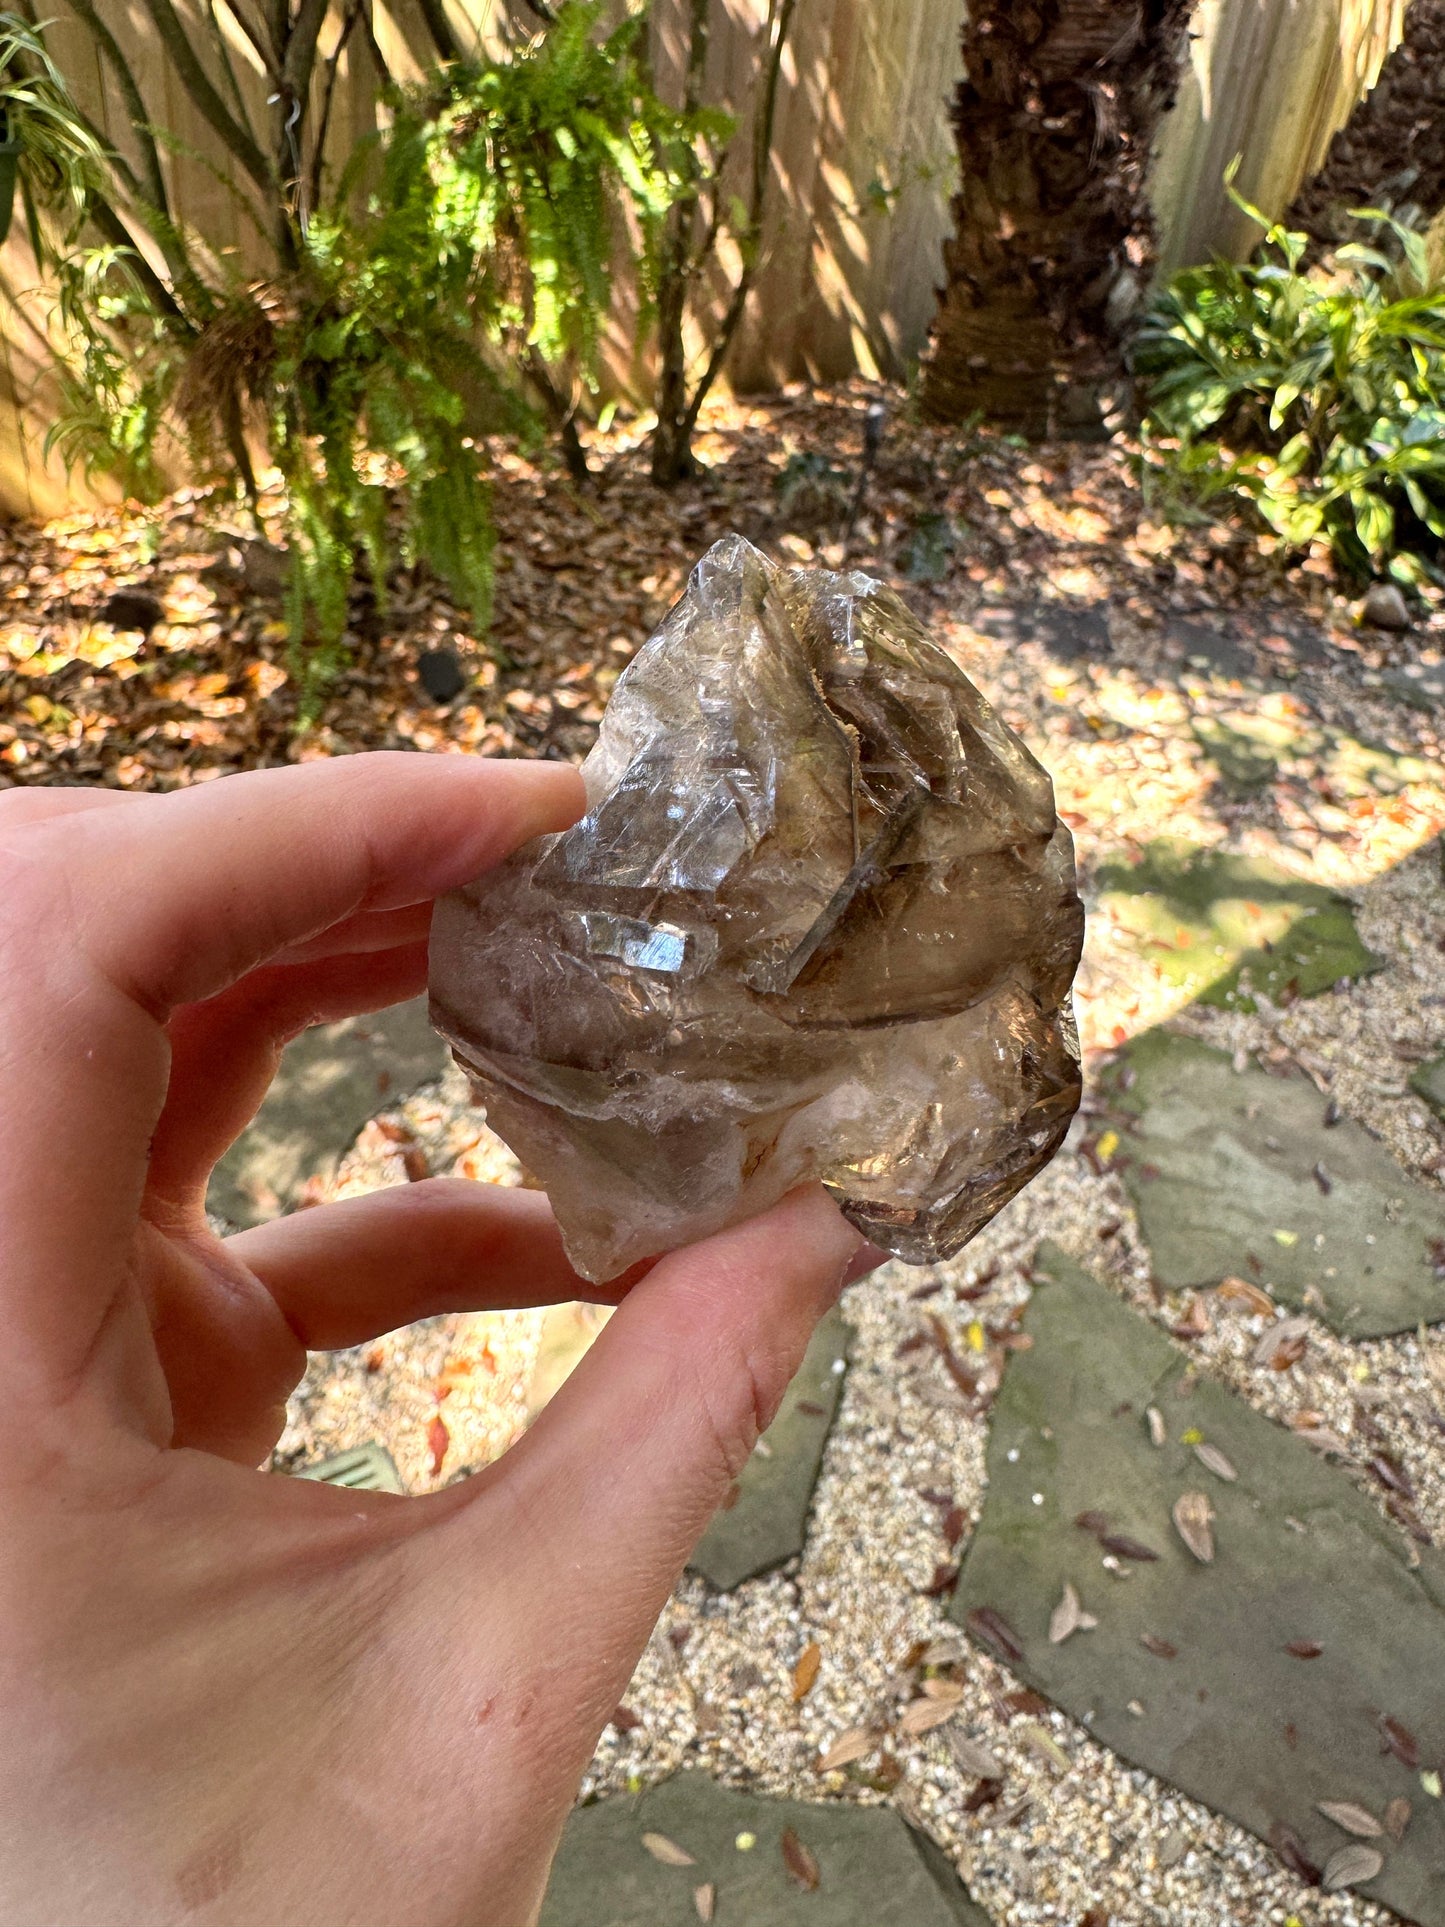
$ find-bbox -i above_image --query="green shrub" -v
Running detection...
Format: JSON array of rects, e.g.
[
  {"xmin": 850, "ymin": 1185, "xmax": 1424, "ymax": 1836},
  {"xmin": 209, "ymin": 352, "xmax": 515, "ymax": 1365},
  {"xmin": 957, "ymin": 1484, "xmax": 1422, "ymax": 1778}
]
[{"xmin": 1136, "ymin": 181, "xmax": 1445, "ymax": 584}]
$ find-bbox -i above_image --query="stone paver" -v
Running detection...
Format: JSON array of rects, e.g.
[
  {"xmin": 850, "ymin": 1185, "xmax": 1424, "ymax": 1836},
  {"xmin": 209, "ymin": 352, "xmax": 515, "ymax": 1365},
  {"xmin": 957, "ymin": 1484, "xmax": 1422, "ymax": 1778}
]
[
  {"xmin": 689, "ymin": 1308, "xmax": 851, "ymax": 1591},
  {"xmin": 540, "ymin": 1771, "xmax": 992, "ymax": 1926},
  {"xmin": 1101, "ymin": 1028, "xmax": 1445, "ymax": 1336},
  {"xmin": 1094, "ymin": 838, "xmax": 1383, "ymax": 1014},
  {"xmin": 952, "ymin": 1246, "xmax": 1445, "ymax": 1927},
  {"xmin": 207, "ymin": 997, "xmax": 449, "ymax": 1228}
]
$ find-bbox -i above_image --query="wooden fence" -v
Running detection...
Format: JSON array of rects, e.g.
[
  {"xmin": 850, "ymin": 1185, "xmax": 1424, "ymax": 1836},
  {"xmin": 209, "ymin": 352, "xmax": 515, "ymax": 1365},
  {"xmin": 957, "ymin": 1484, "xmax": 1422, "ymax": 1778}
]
[{"xmin": 0, "ymin": 0, "xmax": 1410, "ymax": 515}]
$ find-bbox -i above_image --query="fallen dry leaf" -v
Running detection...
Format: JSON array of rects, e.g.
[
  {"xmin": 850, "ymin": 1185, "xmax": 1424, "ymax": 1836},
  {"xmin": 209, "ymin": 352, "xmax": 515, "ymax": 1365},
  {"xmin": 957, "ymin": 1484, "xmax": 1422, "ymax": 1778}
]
[
  {"xmin": 919, "ymin": 1635, "xmax": 967, "ymax": 1667},
  {"xmin": 1173, "ymin": 1294, "xmax": 1212, "ymax": 1338},
  {"xmin": 1193, "ymin": 1442, "xmax": 1237, "ymax": 1482},
  {"xmin": 965, "ymin": 1605, "xmax": 1024, "ymax": 1665},
  {"xmin": 1101, "ymin": 1532, "xmax": 1159, "ymax": 1563},
  {"xmin": 1384, "ymin": 1796, "xmax": 1411, "ymax": 1842},
  {"xmin": 693, "ymin": 1882, "xmax": 715, "ymax": 1922},
  {"xmin": 899, "ymin": 1693, "xmax": 960, "ymax": 1736},
  {"xmin": 1017, "ymin": 1720, "xmax": 1071, "ymax": 1772},
  {"xmin": 641, "ymin": 1832, "xmax": 696, "ymax": 1868},
  {"xmin": 817, "ymin": 1726, "xmax": 874, "ymax": 1772},
  {"xmin": 1268, "ymin": 1821, "xmax": 1320, "ymax": 1885},
  {"xmin": 1379, "ymin": 1714, "xmax": 1420, "ymax": 1769},
  {"xmin": 1218, "ymin": 1276, "xmax": 1275, "ymax": 1317},
  {"xmin": 1172, "ymin": 1490, "xmax": 1215, "ymax": 1563},
  {"xmin": 1253, "ymin": 1314, "xmax": 1312, "ymax": 1370},
  {"xmin": 426, "ymin": 1412, "xmax": 450, "ymax": 1479},
  {"xmin": 1322, "ymin": 1843, "xmax": 1384, "ymax": 1891},
  {"xmin": 791, "ymin": 1640, "xmax": 821, "ymax": 1703},
  {"xmin": 922, "ymin": 1677, "xmax": 965, "ymax": 1704},
  {"xmin": 780, "ymin": 1826, "xmax": 820, "ymax": 1892},
  {"xmin": 1317, "ymin": 1800, "xmax": 1383, "ymax": 1838},
  {"xmin": 962, "ymin": 1776, "xmax": 1003, "ymax": 1813},
  {"xmin": 948, "ymin": 1733, "xmax": 1005, "ymax": 1779},
  {"xmin": 1049, "ymin": 1580, "xmax": 1085, "ymax": 1644}
]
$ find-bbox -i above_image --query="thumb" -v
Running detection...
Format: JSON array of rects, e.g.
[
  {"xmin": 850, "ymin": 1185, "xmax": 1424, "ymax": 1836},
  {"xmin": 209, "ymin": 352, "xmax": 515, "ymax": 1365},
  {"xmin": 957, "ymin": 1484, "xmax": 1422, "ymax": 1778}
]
[{"xmin": 448, "ymin": 1186, "xmax": 872, "ymax": 1684}]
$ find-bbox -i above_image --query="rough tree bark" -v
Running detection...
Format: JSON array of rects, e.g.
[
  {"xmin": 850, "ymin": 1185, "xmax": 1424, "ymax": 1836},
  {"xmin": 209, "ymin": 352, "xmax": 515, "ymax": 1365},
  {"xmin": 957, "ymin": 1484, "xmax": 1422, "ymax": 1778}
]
[
  {"xmin": 1286, "ymin": 0, "xmax": 1445, "ymax": 258},
  {"xmin": 922, "ymin": 0, "xmax": 1195, "ymax": 439}
]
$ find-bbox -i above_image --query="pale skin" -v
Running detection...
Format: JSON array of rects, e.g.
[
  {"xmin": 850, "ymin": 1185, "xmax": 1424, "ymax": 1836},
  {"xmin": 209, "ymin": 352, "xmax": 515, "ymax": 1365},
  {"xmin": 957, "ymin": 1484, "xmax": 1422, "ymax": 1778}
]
[{"xmin": 0, "ymin": 753, "xmax": 878, "ymax": 1927}]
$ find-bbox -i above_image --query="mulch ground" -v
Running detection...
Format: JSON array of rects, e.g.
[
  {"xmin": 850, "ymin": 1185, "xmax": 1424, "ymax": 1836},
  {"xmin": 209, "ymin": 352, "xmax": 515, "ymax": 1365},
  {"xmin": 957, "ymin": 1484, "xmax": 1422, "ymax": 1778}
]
[{"xmin": 3, "ymin": 380, "xmax": 1439, "ymax": 795}]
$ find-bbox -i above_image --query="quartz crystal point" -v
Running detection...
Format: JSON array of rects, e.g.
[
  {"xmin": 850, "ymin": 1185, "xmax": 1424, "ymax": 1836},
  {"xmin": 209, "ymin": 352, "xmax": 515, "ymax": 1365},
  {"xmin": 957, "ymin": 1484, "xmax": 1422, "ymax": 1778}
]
[{"xmin": 429, "ymin": 536, "xmax": 1084, "ymax": 1282}]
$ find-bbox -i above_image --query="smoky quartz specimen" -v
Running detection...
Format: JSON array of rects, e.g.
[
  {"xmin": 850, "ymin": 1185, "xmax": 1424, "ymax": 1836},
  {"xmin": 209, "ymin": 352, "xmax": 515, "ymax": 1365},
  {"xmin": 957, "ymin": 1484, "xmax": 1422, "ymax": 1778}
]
[{"xmin": 429, "ymin": 536, "xmax": 1083, "ymax": 1282}]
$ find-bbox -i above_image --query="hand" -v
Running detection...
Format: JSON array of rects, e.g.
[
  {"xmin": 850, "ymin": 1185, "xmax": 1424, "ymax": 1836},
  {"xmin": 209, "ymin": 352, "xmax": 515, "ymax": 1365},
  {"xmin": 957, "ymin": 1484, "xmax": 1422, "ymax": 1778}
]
[{"xmin": 0, "ymin": 755, "xmax": 874, "ymax": 1927}]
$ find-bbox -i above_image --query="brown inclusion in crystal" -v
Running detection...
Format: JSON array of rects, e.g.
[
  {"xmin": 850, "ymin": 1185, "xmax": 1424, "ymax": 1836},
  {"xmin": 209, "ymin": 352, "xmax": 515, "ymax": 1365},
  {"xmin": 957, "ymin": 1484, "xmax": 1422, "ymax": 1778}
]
[{"xmin": 429, "ymin": 536, "xmax": 1083, "ymax": 1282}]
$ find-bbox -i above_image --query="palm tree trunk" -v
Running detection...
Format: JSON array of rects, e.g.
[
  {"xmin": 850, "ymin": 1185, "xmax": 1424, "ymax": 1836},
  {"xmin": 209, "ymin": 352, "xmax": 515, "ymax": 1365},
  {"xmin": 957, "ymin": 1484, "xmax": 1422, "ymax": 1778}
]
[{"xmin": 923, "ymin": 0, "xmax": 1194, "ymax": 439}]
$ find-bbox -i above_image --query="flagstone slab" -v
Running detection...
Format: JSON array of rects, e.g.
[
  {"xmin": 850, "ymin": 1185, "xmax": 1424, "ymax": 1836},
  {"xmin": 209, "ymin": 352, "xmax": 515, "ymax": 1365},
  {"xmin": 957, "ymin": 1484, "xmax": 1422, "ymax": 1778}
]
[
  {"xmin": 689, "ymin": 1308, "xmax": 850, "ymax": 1591},
  {"xmin": 1411, "ymin": 1054, "xmax": 1445, "ymax": 1122},
  {"xmin": 207, "ymin": 997, "xmax": 448, "ymax": 1228},
  {"xmin": 952, "ymin": 1247, "xmax": 1445, "ymax": 1925},
  {"xmin": 540, "ymin": 1771, "xmax": 991, "ymax": 1927},
  {"xmin": 1095, "ymin": 839, "xmax": 1383, "ymax": 1015},
  {"xmin": 1101, "ymin": 1029, "xmax": 1445, "ymax": 1336}
]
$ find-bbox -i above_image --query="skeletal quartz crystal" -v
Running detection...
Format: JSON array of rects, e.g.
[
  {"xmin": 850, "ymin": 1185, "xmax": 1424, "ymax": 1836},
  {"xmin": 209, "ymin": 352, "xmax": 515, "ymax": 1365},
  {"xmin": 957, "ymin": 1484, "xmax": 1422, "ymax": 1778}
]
[{"xmin": 429, "ymin": 536, "xmax": 1084, "ymax": 1282}]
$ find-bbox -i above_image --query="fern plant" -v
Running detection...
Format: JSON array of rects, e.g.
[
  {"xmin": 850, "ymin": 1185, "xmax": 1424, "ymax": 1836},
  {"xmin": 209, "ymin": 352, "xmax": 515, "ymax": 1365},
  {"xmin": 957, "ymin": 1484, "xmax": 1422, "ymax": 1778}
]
[
  {"xmin": 1137, "ymin": 178, "xmax": 1445, "ymax": 584},
  {"xmin": 37, "ymin": 2, "xmax": 694, "ymax": 709}
]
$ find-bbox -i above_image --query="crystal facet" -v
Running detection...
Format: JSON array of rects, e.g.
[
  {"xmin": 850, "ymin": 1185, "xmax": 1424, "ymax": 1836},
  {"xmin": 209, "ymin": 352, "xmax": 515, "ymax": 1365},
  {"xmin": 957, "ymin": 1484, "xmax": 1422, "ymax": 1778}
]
[{"xmin": 429, "ymin": 536, "xmax": 1084, "ymax": 1282}]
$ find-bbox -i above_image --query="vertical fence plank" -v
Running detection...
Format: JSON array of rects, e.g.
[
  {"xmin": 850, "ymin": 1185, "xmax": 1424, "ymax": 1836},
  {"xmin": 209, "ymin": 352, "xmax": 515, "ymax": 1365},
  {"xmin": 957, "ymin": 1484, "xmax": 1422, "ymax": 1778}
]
[{"xmin": 0, "ymin": 0, "xmax": 1409, "ymax": 513}]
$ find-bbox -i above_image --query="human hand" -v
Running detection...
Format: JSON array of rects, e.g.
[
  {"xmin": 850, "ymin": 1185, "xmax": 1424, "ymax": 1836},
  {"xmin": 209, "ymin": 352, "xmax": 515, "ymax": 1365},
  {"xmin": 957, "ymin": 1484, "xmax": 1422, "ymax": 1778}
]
[{"xmin": 0, "ymin": 755, "xmax": 875, "ymax": 1927}]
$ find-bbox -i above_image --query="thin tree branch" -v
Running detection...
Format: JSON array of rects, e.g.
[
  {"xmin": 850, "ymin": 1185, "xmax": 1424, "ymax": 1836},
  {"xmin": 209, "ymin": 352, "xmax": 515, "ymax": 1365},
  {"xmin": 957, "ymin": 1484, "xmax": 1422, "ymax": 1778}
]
[
  {"xmin": 649, "ymin": 0, "xmax": 711, "ymax": 482},
  {"xmin": 280, "ymin": 0, "xmax": 328, "ymax": 98},
  {"xmin": 307, "ymin": 0, "xmax": 363, "ymax": 217},
  {"xmin": 682, "ymin": 0, "xmax": 796, "ymax": 435},
  {"xmin": 138, "ymin": 0, "xmax": 273, "ymax": 192}
]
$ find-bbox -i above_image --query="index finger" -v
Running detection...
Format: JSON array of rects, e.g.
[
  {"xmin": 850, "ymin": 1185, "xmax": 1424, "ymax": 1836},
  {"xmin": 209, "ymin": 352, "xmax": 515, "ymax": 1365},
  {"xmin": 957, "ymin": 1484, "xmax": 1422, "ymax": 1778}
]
[{"xmin": 0, "ymin": 752, "xmax": 581, "ymax": 1399}]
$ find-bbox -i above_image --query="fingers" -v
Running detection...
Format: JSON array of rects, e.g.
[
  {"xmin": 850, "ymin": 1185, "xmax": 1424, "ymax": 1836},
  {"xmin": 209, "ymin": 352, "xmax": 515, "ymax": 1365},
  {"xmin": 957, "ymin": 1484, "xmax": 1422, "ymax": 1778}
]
[
  {"xmin": 230, "ymin": 1180, "xmax": 644, "ymax": 1349},
  {"xmin": 63, "ymin": 752, "xmax": 584, "ymax": 1015},
  {"xmin": 0, "ymin": 784, "xmax": 137, "ymax": 826},
  {"xmin": 0, "ymin": 753, "xmax": 583, "ymax": 1399},
  {"xmin": 146, "ymin": 946, "xmax": 430, "ymax": 1216},
  {"xmin": 439, "ymin": 1188, "xmax": 874, "ymax": 1674}
]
